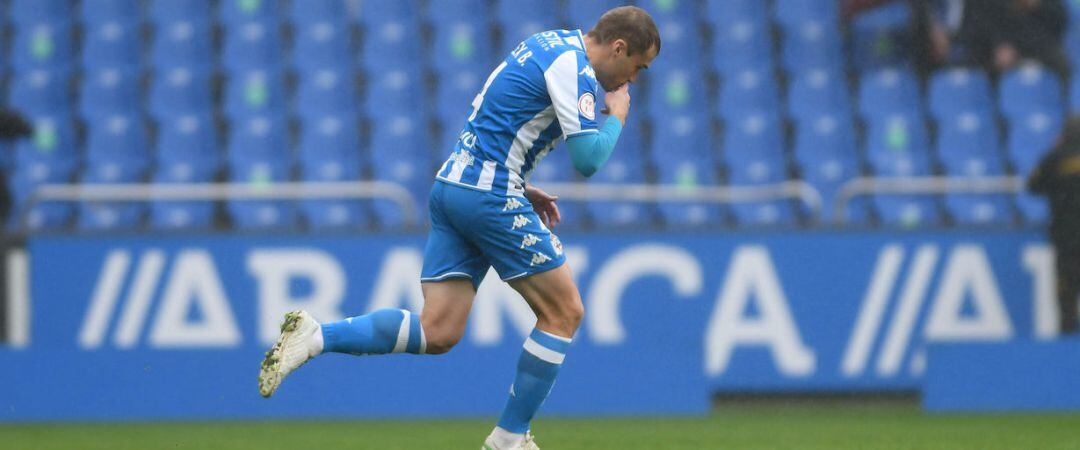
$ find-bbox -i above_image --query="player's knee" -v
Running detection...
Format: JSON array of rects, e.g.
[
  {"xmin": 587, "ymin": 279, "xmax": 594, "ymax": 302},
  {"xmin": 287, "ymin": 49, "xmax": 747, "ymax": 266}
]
[
  {"xmin": 424, "ymin": 331, "xmax": 461, "ymax": 355},
  {"xmin": 542, "ymin": 297, "xmax": 584, "ymax": 335}
]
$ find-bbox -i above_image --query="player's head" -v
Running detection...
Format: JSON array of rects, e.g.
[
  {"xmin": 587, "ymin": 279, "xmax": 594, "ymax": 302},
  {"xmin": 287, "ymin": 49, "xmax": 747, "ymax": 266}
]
[{"xmin": 585, "ymin": 6, "xmax": 661, "ymax": 92}]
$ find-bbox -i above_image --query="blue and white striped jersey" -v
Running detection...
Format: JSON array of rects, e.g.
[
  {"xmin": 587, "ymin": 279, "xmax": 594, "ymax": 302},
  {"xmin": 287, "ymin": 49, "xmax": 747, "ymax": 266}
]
[{"xmin": 435, "ymin": 29, "xmax": 599, "ymax": 197}]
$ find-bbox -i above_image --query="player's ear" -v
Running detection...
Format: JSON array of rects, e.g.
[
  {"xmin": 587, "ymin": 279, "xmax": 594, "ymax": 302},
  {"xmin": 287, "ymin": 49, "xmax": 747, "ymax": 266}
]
[{"xmin": 612, "ymin": 39, "xmax": 626, "ymax": 57}]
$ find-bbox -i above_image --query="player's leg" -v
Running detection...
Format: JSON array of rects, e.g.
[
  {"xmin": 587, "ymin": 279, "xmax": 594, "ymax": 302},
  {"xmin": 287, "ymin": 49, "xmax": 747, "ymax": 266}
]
[{"xmin": 485, "ymin": 263, "xmax": 581, "ymax": 449}]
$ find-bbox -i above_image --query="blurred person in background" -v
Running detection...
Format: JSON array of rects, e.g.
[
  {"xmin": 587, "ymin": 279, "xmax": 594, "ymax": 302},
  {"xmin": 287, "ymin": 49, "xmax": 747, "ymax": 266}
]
[
  {"xmin": 1028, "ymin": 116, "xmax": 1080, "ymax": 335},
  {"xmin": 915, "ymin": 0, "xmax": 1068, "ymax": 76},
  {"xmin": 0, "ymin": 109, "xmax": 35, "ymax": 220}
]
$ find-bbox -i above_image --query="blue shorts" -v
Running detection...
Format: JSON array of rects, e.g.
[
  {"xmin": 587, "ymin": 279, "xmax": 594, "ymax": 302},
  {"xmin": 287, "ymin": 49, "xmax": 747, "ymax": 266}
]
[{"xmin": 421, "ymin": 181, "xmax": 566, "ymax": 289}]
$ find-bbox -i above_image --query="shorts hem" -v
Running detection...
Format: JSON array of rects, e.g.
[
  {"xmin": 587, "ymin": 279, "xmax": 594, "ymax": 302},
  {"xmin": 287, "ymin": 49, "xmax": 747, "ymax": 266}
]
[
  {"xmin": 498, "ymin": 260, "xmax": 566, "ymax": 282},
  {"xmin": 420, "ymin": 272, "xmax": 474, "ymax": 283}
]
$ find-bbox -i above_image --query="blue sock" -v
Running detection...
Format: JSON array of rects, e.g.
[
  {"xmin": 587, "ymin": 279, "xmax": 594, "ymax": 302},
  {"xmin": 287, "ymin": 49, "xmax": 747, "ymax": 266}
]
[
  {"xmin": 320, "ymin": 309, "xmax": 426, "ymax": 355},
  {"xmin": 496, "ymin": 328, "xmax": 572, "ymax": 434}
]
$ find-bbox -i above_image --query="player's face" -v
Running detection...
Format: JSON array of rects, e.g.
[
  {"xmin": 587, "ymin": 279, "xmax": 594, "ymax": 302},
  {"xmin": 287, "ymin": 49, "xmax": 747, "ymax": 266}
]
[{"xmin": 596, "ymin": 40, "xmax": 658, "ymax": 92}]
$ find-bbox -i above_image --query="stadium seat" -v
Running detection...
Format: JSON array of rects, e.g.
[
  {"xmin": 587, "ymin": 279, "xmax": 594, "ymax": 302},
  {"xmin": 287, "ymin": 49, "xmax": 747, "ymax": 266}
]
[
  {"xmin": 369, "ymin": 115, "xmax": 432, "ymax": 228},
  {"xmin": 11, "ymin": 0, "xmax": 70, "ymax": 26},
  {"xmin": 706, "ymin": 0, "xmax": 769, "ymax": 26},
  {"xmin": 425, "ymin": 0, "xmax": 486, "ymax": 24},
  {"xmin": 219, "ymin": 0, "xmax": 281, "ymax": 24},
  {"xmin": 648, "ymin": 68, "xmax": 709, "ymax": 118},
  {"xmin": 224, "ymin": 69, "xmax": 288, "ymax": 120},
  {"xmin": 788, "ymin": 69, "xmax": 852, "ymax": 122},
  {"xmin": 9, "ymin": 70, "xmax": 71, "ymax": 116},
  {"xmin": 640, "ymin": 0, "xmax": 702, "ymax": 65},
  {"xmin": 292, "ymin": 19, "xmax": 354, "ymax": 75},
  {"xmin": 81, "ymin": 0, "xmax": 141, "ymax": 25},
  {"xmin": 1007, "ymin": 112, "xmax": 1061, "ymax": 224},
  {"xmin": 781, "ymin": 18, "xmax": 844, "ymax": 73},
  {"xmin": 936, "ymin": 112, "xmax": 1012, "ymax": 225},
  {"xmin": 149, "ymin": 0, "xmax": 212, "ymax": 25},
  {"xmin": 568, "ymin": 0, "xmax": 622, "ymax": 29},
  {"xmin": 227, "ymin": 115, "xmax": 296, "ymax": 230},
  {"xmin": 719, "ymin": 68, "xmax": 780, "ymax": 119},
  {"xmin": 999, "ymin": 63, "xmax": 1064, "ymax": 120},
  {"xmin": 7, "ymin": 115, "xmax": 79, "ymax": 231},
  {"xmin": 355, "ymin": 0, "xmax": 416, "ymax": 25},
  {"xmin": 431, "ymin": 21, "xmax": 495, "ymax": 73},
  {"xmin": 865, "ymin": 113, "xmax": 941, "ymax": 227},
  {"xmin": 297, "ymin": 69, "xmax": 360, "ymax": 117},
  {"xmin": 359, "ymin": 17, "xmax": 422, "ymax": 72},
  {"xmin": 81, "ymin": 20, "xmax": 142, "ymax": 72},
  {"xmin": 79, "ymin": 68, "xmax": 141, "ymax": 120},
  {"xmin": 79, "ymin": 114, "xmax": 152, "ymax": 231},
  {"xmin": 849, "ymin": 2, "xmax": 913, "ymax": 71},
  {"xmin": 150, "ymin": 115, "xmax": 220, "ymax": 230},
  {"xmin": 365, "ymin": 68, "xmax": 426, "ymax": 118},
  {"xmin": 496, "ymin": 0, "xmax": 558, "ymax": 45},
  {"xmin": 149, "ymin": 67, "xmax": 214, "ymax": 120},
  {"xmin": 586, "ymin": 124, "xmax": 653, "ymax": 228},
  {"xmin": 150, "ymin": 19, "xmax": 213, "ymax": 73},
  {"xmin": 222, "ymin": 20, "xmax": 285, "ymax": 74},
  {"xmin": 858, "ymin": 68, "xmax": 922, "ymax": 120},
  {"xmin": 299, "ymin": 114, "xmax": 363, "ymax": 164},
  {"xmin": 723, "ymin": 113, "xmax": 796, "ymax": 227},
  {"xmin": 794, "ymin": 113, "xmax": 868, "ymax": 223},
  {"xmin": 12, "ymin": 22, "xmax": 74, "ymax": 73},
  {"xmin": 653, "ymin": 114, "xmax": 724, "ymax": 227},
  {"xmin": 297, "ymin": 114, "xmax": 367, "ymax": 229},
  {"xmin": 711, "ymin": 17, "xmax": 774, "ymax": 75},
  {"xmin": 775, "ymin": 0, "xmax": 839, "ymax": 27},
  {"xmin": 436, "ymin": 68, "xmax": 484, "ymax": 122},
  {"xmin": 928, "ymin": 68, "xmax": 993, "ymax": 120}
]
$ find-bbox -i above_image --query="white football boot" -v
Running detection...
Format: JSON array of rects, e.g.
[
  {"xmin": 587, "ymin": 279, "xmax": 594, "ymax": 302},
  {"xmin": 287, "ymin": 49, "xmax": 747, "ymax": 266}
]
[
  {"xmin": 482, "ymin": 431, "xmax": 541, "ymax": 450},
  {"xmin": 258, "ymin": 310, "xmax": 322, "ymax": 398}
]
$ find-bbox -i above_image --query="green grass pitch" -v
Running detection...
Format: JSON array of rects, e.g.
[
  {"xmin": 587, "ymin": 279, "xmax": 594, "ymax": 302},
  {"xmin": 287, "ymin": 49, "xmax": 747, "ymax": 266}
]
[{"xmin": 3, "ymin": 405, "xmax": 1080, "ymax": 449}]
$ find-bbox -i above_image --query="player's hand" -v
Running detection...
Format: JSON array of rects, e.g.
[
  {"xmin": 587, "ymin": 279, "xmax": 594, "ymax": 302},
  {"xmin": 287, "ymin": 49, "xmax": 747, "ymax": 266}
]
[
  {"xmin": 524, "ymin": 185, "xmax": 561, "ymax": 229},
  {"xmin": 600, "ymin": 83, "xmax": 630, "ymax": 125}
]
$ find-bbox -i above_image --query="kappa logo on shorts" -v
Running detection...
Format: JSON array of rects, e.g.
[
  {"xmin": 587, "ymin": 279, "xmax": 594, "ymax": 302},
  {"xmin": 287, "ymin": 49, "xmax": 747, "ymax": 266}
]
[
  {"xmin": 512, "ymin": 214, "xmax": 532, "ymax": 230},
  {"xmin": 530, "ymin": 252, "xmax": 552, "ymax": 266},
  {"xmin": 503, "ymin": 198, "xmax": 525, "ymax": 211},
  {"xmin": 550, "ymin": 234, "xmax": 564, "ymax": 256},
  {"xmin": 520, "ymin": 233, "xmax": 541, "ymax": 249}
]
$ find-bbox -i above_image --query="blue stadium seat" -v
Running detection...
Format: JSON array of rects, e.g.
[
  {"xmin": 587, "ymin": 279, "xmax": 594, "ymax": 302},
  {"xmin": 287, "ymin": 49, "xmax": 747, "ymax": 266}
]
[
  {"xmin": 1007, "ymin": 112, "xmax": 1061, "ymax": 224},
  {"xmin": 290, "ymin": 0, "xmax": 348, "ymax": 24},
  {"xmin": 149, "ymin": 0, "xmax": 211, "ymax": 25},
  {"xmin": 849, "ymin": 2, "xmax": 913, "ymax": 71},
  {"xmin": 648, "ymin": 68, "xmax": 708, "ymax": 118},
  {"xmin": 11, "ymin": 0, "xmax": 70, "ymax": 26},
  {"xmin": 586, "ymin": 124, "xmax": 652, "ymax": 228},
  {"xmin": 355, "ymin": 0, "xmax": 416, "ymax": 25},
  {"xmin": 81, "ymin": 20, "xmax": 142, "ymax": 72},
  {"xmin": 653, "ymin": 114, "xmax": 724, "ymax": 227},
  {"xmin": 431, "ymin": 21, "xmax": 495, "ymax": 73},
  {"xmin": 297, "ymin": 114, "xmax": 368, "ymax": 230},
  {"xmin": 794, "ymin": 113, "xmax": 868, "ymax": 223},
  {"xmin": 781, "ymin": 18, "xmax": 844, "ymax": 73},
  {"xmin": 425, "ymin": 0, "xmax": 487, "ymax": 23},
  {"xmin": 712, "ymin": 17, "xmax": 773, "ymax": 75},
  {"xmin": 227, "ymin": 116, "xmax": 296, "ymax": 230},
  {"xmin": 359, "ymin": 17, "xmax": 422, "ymax": 72},
  {"xmin": 150, "ymin": 19, "xmax": 213, "ymax": 73},
  {"xmin": 149, "ymin": 67, "xmax": 214, "ymax": 120},
  {"xmin": 858, "ymin": 68, "xmax": 922, "ymax": 120},
  {"xmin": 789, "ymin": 69, "xmax": 851, "ymax": 122},
  {"xmin": 936, "ymin": 112, "xmax": 1012, "ymax": 225},
  {"xmin": 79, "ymin": 114, "xmax": 152, "ymax": 231},
  {"xmin": 724, "ymin": 113, "xmax": 796, "ymax": 227},
  {"xmin": 369, "ymin": 115, "xmax": 432, "ymax": 227},
  {"xmin": 12, "ymin": 22, "xmax": 74, "ymax": 73},
  {"xmin": 640, "ymin": 0, "xmax": 702, "ymax": 65},
  {"xmin": 81, "ymin": 0, "xmax": 141, "ymax": 25},
  {"xmin": 527, "ymin": 148, "xmax": 586, "ymax": 230},
  {"xmin": 776, "ymin": 0, "xmax": 839, "ymax": 27},
  {"xmin": 365, "ymin": 68, "xmax": 425, "ymax": 117},
  {"xmin": 719, "ymin": 68, "xmax": 780, "ymax": 119},
  {"xmin": 436, "ymin": 69, "xmax": 484, "ymax": 122},
  {"xmin": 8, "ymin": 114, "xmax": 79, "ymax": 231},
  {"xmin": 297, "ymin": 69, "xmax": 359, "ymax": 117},
  {"xmin": 9, "ymin": 70, "xmax": 71, "ymax": 116},
  {"xmin": 568, "ymin": 0, "xmax": 622, "ymax": 29},
  {"xmin": 706, "ymin": 0, "xmax": 769, "ymax": 26},
  {"xmin": 219, "ymin": 0, "xmax": 281, "ymax": 24},
  {"xmin": 292, "ymin": 19, "xmax": 354, "ymax": 75},
  {"xmin": 222, "ymin": 20, "xmax": 285, "ymax": 74},
  {"xmin": 151, "ymin": 115, "xmax": 220, "ymax": 230},
  {"xmin": 865, "ymin": 113, "xmax": 941, "ymax": 227},
  {"xmin": 496, "ymin": 0, "xmax": 558, "ymax": 45},
  {"xmin": 79, "ymin": 68, "xmax": 141, "ymax": 120},
  {"xmin": 999, "ymin": 63, "xmax": 1064, "ymax": 120},
  {"xmin": 928, "ymin": 68, "xmax": 993, "ymax": 120},
  {"xmin": 224, "ymin": 69, "xmax": 287, "ymax": 120}
]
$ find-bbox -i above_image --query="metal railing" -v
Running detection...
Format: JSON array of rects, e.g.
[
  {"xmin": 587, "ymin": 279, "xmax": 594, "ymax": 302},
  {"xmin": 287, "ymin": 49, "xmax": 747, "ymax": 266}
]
[{"xmin": 833, "ymin": 176, "xmax": 1027, "ymax": 224}]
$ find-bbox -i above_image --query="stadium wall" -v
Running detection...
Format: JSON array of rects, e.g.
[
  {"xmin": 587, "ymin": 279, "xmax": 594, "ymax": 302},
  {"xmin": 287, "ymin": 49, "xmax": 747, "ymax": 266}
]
[{"xmin": 0, "ymin": 230, "xmax": 1063, "ymax": 420}]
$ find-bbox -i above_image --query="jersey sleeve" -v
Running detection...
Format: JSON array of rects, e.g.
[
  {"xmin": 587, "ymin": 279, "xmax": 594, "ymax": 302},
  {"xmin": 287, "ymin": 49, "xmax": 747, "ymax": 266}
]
[{"xmin": 543, "ymin": 50, "xmax": 599, "ymax": 138}]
